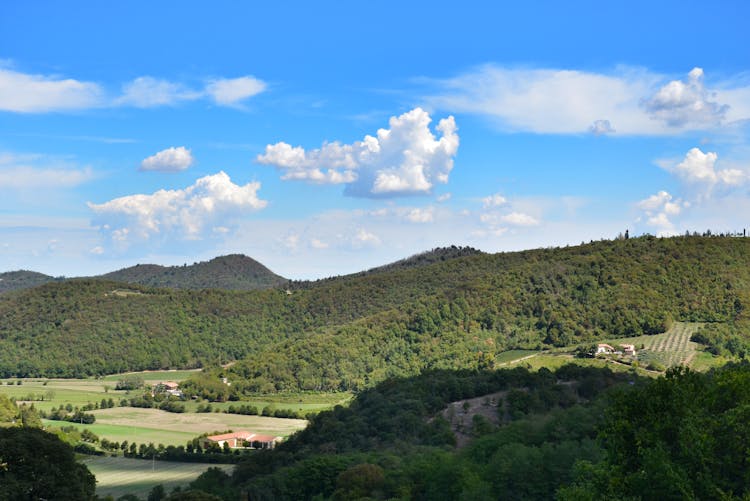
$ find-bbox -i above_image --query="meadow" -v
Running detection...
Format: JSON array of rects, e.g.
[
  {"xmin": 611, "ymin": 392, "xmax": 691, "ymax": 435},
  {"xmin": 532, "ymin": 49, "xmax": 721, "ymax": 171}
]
[{"xmin": 83, "ymin": 456, "xmax": 234, "ymax": 499}]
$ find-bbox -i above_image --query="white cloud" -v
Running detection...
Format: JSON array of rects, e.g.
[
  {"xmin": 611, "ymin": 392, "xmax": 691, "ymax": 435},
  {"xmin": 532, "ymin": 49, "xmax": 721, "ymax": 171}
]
[
  {"xmin": 351, "ymin": 228, "xmax": 381, "ymax": 248},
  {"xmin": 140, "ymin": 146, "xmax": 194, "ymax": 172},
  {"xmin": 205, "ymin": 76, "xmax": 266, "ymax": 106},
  {"xmin": 257, "ymin": 107, "xmax": 459, "ymax": 197},
  {"xmin": 482, "ymin": 193, "xmax": 508, "ymax": 208},
  {"xmin": 436, "ymin": 193, "xmax": 452, "ymax": 202},
  {"xmin": 668, "ymin": 147, "xmax": 745, "ymax": 187},
  {"xmin": 405, "ymin": 207, "xmax": 434, "ymax": 223},
  {"xmin": 116, "ymin": 77, "xmax": 201, "ymax": 108},
  {"xmin": 636, "ymin": 190, "xmax": 687, "ymax": 235},
  {"xmin": 500, "ymin": 212, "xmax": 540, "ymax": 226},
  {"xmin": 428, "ymin": 65, "xmax": 750, "ymax": 135},
  {"xmin": 89, "ymin": 246, "xmax": 104, "ymax": 255},
  {"xmin": 0, "ymin": 152, "xmax": 94, "ymax": 188},
  {"xmin": 0, "ymin": 67, "xmax": 103, "ymax": 112},
  {"xmin": 642, "ymin": 68, "xmax": 727, "ymax": 127},
  {"xmin": 88, "ymin": 171, "xmax": 267, "ymax": 247}
]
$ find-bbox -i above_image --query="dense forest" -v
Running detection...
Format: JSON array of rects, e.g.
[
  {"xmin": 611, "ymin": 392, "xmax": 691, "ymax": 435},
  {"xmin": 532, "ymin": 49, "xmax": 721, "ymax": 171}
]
[
  {"xmin": 0, "ymin": 236, "xmax": 749, "ymax": 390},
  {"xmin": 175, "ymin": 363, "xmax": 750, "ymax": 500}
]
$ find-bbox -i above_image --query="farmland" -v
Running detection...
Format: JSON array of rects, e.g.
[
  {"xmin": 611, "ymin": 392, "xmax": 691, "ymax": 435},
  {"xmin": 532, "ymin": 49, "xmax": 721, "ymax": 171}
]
[
  {"xmin": 83, "ymin": 456, "xmax": 234, "ymax": 499},
  {"xmin": 609, "ymin": 321, "xmax": 705, "ymax": 368}
]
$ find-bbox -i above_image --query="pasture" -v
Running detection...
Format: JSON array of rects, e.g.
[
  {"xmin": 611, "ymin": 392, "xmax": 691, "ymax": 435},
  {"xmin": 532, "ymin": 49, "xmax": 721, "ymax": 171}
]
[{"xmin": 83, "ymin": 456, "xmax": 233, "ymax": 499}]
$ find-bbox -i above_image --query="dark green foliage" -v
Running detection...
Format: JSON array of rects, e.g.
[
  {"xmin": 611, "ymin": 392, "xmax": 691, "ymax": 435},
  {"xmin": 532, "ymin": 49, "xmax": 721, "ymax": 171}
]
[
  {"xmin": 100, "ymin": 254, "xmax": 288, "ymax": 291},
  {"xmin": 0, "ymin": 269, "xmax": 60, "ymax": 294},
  {"xmin": 116, "ymin": 374, "xmax": 145, "ymax": 390},
  {"xmin": 0, "ymin": 427, "xmax": 96, "ymax": 500},
  {"xmin": 561, "ymin": 364, "xmax": 750, "ymax": 500},
  {"xmin": 229, "ymin": 365, "xmax": 628, "ymax": 500},
  {"xmin": 691, "ymin": 321, "xmax": 750, "ymax": 357}
]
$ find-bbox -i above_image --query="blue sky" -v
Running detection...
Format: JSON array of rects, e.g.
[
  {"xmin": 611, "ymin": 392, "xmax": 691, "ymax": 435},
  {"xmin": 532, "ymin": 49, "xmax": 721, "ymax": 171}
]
[{"xmin": 1, "ymin": 1, "xmax": 749, "ymax": 278}]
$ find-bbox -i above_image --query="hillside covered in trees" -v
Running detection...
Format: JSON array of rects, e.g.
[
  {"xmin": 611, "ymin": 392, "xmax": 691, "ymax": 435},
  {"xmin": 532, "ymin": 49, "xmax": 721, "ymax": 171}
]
[
  {"xmin": 0, "ymin": 236, "xmax": 749, "ymax": 389},
  {"xmin": 176, "ymin": 363, "xmax": 750, "ymax": 500}
]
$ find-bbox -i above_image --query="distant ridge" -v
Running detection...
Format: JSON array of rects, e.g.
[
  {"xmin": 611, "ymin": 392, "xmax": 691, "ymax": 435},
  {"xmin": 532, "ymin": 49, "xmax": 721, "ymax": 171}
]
[
  {"xmin": 0, "ymin": 270, "xmax": 59, "ymax": 294},
  {"xmin": 99, "ymin": 254, "xmax": 288, "ymax": 291},
  {"xmin": 0, "ymin": 254, "xmax": 288, "ymax": 294}
]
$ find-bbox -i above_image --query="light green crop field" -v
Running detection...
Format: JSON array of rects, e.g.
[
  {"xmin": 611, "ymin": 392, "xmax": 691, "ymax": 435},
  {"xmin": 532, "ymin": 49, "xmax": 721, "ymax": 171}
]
[
  {"xmin": 83, "ymin": 455, "xmax": 233, "ymax": 499},
  {"xmin": 494, "ymin": 350, "xmax": 538, "ymax": 366},
  {"xmin": 44, "ymin": 407, "xmax": 307, "ymax": 447}
]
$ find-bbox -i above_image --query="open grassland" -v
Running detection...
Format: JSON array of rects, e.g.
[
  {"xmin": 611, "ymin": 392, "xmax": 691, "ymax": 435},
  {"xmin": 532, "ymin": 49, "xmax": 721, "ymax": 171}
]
[
  {"xmin": 494, "ymin": 349, "xmax": 538, "ymax": 366},
  {"xmin": 44, "ymin": 408, "xmax": 307, "ymax": 447},
  {"xmin": 83, "ymin": 456, "xmax": 233, "ymax": 499}
]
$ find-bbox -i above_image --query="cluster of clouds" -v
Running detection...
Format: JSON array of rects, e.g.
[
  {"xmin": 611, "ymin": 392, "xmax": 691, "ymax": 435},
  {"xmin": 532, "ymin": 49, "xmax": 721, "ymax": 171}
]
[
  {"xmin": 428, "ymin": 66, "xmax": 750, "ymax": 135},
  {"xmin": 88, "ymin": 172, "xmax": 266, "ymax": 247},
  {"xmin": 638, "ymin": 147, "xmax": 749, "ymax": 235},
  {"xmin": 0, "ymin": 65, "xmax": 266, "ymax": 112},
  {"xmin": 257, "ymin": 107, "xmax": 459, "ymax": 197},
  {"xmin": 476, "ymin": 191, "xmax": 540, "ymax": 236}
]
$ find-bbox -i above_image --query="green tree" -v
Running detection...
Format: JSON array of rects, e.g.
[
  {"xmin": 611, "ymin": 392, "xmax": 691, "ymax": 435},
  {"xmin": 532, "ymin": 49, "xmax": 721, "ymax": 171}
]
[{"xmin": 0, "ymin": 427, "xmax": 96, "ymax": 500}]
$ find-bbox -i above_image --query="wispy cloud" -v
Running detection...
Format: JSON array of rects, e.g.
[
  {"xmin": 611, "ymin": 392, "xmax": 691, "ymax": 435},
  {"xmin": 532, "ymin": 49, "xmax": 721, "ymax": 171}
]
[
  {"xmin": 426, "ymin": 65, "xmax": 750, "ymax": 135},
  {"xmin": 0, "ymin": 152, "xmax": 95, "ymax": 189},
  {"xmin": 0, "ymin": 63, "xmax": 267, "ymax": 113}
]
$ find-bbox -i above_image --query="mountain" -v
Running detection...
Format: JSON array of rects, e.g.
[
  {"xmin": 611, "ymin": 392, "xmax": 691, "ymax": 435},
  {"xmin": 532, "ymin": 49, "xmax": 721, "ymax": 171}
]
[
  {"xmin": 0, "ymin": 254, "xmax": 288, "ymax": 295},
  {"xmin": 0, "ymin": 236, "xmax": 748, "ymax": 385},
  {"xmin": 0, "ymin": 270, "xmax": 59, "ymax": 294},
  {"xmin": 99, "ymin": 254, "xmax": 288, "ymax": 291}
]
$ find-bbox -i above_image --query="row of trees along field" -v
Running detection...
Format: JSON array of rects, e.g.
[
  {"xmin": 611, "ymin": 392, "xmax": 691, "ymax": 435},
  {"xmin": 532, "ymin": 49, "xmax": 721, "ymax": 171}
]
[{"xmin": 0, "ymin": 236, "xmax": 748, "ymax": 393}]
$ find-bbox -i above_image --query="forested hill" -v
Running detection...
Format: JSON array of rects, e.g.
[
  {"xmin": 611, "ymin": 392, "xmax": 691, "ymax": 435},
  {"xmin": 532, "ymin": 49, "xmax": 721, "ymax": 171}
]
[
  {"xmin": 1, "ymin": 236, "xmax": 749, "ymax": 385},
  {"xmin": 0, "ymin": 270, "xmax": 60, "ymax": 294},
  {"xmin": 98, "ymin": 254, "xmax": 288, "ymax": 290}
]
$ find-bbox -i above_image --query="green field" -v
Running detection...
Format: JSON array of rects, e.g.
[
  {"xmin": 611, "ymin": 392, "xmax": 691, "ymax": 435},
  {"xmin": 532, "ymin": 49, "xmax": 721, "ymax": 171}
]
[
  {"xmin": 494, "ymin": 349, "xmax": 538, "ymax": 366},
  {"xmin": 83, "ymin": 456, "xmax": 233, "ymax": 499},
  {"xmin": 0, "ymin": 369, "xmax": 351, "ymax": 415},
  {"xmin": 43, "ymin": 407, "xmax": 308, "ymax": 447}
]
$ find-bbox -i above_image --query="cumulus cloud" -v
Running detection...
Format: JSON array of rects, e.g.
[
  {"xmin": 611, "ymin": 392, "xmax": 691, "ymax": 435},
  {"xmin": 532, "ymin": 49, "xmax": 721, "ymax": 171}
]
[
  {"xmin": 205, "ymin": 76, "xmax": 266, "ymax": 106},
  {"xmin": 0, "ymin": 152, "xmax": 94, "ymax": 188},
  {"xmin": 642, "ymin": 68, "xmax": 728, "ymax": 127},
  {"xmin": 88, "ymin": 171, "xmax": 266, "ymax": 247},
  {"xmin": 478, "ymin": 191, "xmax": 541, "ymax": 234},
  {"xmin": 140, "ymin": 146, "xmax": 194, "ymax": 172},
  {"xmin": 436, "ymin": 193, "xmax": 451, "ymax": 202},
  {"xmin": 427, "ymin": 65, "xmax": 750, "ymax": 135},
  {"xmin": 636, "ymin": 190, "xmax": 687, "ymax": 235},
  {"xmin": 0, "ymin": 67, "xmax": 103, "ymax": 112},
  {"xmin": 668, "ymin": 147, "xmax": 745, "ymax": 188},
  {"xmin": 257, "ymin": 108, "xmax": 459, "ymax": 197},
  {"xmin": 500, "ymin": 212, "xmax": 540, "ymax": 226}
]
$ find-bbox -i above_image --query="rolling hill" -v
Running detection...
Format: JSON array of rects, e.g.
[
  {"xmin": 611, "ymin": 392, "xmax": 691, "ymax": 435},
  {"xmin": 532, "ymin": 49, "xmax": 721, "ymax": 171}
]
[
  {"xmin": 0, "ymin": 270, "xmax": 60, "ymax": 294},
  {"xmin": 1, "ymin": 236, "xmax": 748, "ymax": 389}
]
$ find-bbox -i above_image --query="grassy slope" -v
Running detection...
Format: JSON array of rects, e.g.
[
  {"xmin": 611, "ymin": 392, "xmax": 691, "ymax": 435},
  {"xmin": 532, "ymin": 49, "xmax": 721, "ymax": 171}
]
[{"xmin": 83, "ymin": 456, "xmax": 233, "ymax": 499}]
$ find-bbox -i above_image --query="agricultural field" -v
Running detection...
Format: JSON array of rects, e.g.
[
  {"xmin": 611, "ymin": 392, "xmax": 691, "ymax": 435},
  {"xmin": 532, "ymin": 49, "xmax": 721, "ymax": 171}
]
[
  {"xmin": 83, "ymin": 456, "xmax": 233, "ymax": 499},
  {"xmin": 610, "ymin": 322, "xmax": 705, "ymax": 368},
  {"xmin": 494, "ymin": 349, "xmax": 538, "ymax": 366}
]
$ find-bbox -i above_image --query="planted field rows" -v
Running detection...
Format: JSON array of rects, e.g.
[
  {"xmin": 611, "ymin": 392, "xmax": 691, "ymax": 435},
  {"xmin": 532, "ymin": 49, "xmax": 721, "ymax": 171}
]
[
  {"xmin": 611, "ymin": 322, "xmax": 703, "ymax": 368},
  {"xmin": 83, "ymin": 456, "xmax": 233, "ymax": 499}
]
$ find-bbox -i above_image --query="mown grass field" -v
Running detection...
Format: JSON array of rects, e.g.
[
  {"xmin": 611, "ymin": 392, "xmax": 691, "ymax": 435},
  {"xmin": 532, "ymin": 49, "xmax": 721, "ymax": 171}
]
[
  {"xmin": 83, "ymin": 456, "xmax": 233, "ymax": 499},
  {"xmin": 494, "ymin": 350, "xmax": 538, "ymax": 366},
  {"xmin": 43, "ymin": 407, "xmax": 308, "ymax": 447}
]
